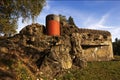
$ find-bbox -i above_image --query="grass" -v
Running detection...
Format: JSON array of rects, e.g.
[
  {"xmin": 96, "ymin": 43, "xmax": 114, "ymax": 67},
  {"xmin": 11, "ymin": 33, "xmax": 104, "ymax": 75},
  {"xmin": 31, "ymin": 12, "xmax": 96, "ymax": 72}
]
[
  {"xmin": 15, "ymin": 61, "xmax": 36, "ymax": 80},
  {"xmin": 57, "ymin": 56, "xmax": 120, "ymax": 80}
]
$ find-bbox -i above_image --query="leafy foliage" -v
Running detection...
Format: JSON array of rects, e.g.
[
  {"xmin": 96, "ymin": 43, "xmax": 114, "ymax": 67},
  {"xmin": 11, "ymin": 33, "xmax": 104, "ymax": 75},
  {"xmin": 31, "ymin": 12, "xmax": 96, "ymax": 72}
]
[
  {"xmin": 0, "ymin": 0, "xmax": 46, "ymax": 36},
  {"xmin": 15, "ymin": 61, "xmax": 35, "ymax": 80},
  {"xmin": 113, "ymin": 38, "xmax": 120, "ymax": 55},
  {"xmin": 68, "ymin": 16, "xmax": 76, "ymax": 26}
]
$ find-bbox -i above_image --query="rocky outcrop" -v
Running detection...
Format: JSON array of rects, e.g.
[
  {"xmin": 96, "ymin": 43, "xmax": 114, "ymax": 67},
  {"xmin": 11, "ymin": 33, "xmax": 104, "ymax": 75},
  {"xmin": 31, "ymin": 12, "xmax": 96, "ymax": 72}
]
[
  {"xmin": 0, "ymin": 23, "xmax": 113, "ymax": 79},
  {"xmin": 39, "ymin": 40, "xmax": 72, "ymax": 79},
  {"xmin": 0, "ymin": 23, "xmax": 85, "ymax": 79},
  {"xmin": 71, "ymin": 33, "xmax": 87, "ymax": 67}
]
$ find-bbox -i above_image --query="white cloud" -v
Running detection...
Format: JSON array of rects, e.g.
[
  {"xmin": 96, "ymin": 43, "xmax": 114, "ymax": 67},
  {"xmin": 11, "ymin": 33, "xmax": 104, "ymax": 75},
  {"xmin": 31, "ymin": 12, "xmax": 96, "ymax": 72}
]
[
  {"xmin": 98, "ymin": 13, "xmax": 109, "ymax": 24},
  {"xmin": 83, "ymin": 16, "xmax": 98, "ymax": 27},
  {"xmin": 85, "ymin": 13, "xmax": 110, "ymax": 29},
  {"xmin": 83, "ymin": 12, "xmax": 120, "ymax": 41},
  {"xmin": 109, "ymin": 27, "xmax": 120, "ymax": 41}
]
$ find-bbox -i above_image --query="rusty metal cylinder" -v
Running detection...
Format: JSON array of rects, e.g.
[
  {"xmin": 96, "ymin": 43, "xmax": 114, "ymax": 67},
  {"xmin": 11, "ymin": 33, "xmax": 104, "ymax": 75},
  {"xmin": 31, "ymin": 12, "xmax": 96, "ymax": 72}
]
[{"xmin": 46, "ymin": 14, "xmax": 60, "ymax": 36}]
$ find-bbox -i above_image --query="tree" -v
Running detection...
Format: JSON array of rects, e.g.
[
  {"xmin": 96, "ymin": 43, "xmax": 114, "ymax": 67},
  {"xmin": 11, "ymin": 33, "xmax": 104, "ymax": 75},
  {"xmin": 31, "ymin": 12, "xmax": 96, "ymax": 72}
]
[
  {"xmin": 113, "ymin": 38, "xmax": 120, "ymax": 55},
  {"xmin": 68, "ymin": 16, "xmax": 76, "ymax": 26},
  {"xmin": 115, "ymin": 38, "xmax": 118, "ymax": 43},
  {"xmin": 0, "ymin": 0, "xmax": 46, "ymax": 36}
]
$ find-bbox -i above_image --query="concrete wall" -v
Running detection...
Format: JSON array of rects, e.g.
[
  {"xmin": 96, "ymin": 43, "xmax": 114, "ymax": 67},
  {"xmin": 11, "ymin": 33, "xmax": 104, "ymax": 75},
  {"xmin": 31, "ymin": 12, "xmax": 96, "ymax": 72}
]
[
  {"xmin": 79, "ymin": 29, "xmax": 114, "ymax": 61},
  {"xmin": 82, "ymin": 44, "xmax": 113, "ymax": 61},
  {"xmin": 73, "ymin": 29, "xmax": 113, "ymax": 61}
]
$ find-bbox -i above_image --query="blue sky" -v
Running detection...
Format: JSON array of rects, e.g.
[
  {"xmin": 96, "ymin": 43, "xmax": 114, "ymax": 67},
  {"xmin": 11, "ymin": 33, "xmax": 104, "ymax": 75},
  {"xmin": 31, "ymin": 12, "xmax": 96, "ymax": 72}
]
[{"xmin": 18, "ymin": 0, "xmax": 120, "ymax": 41}]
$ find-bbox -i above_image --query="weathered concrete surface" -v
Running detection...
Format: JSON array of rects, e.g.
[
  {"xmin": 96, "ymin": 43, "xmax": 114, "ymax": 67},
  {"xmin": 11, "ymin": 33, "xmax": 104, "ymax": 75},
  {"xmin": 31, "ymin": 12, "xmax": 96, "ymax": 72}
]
[
  {"xmin": 61, "ymin": 25, "xmax": 114, "ymax": 61},
  {"xmin": 79, "ymin": 29, "xmax": 114, "ymax": 61}
]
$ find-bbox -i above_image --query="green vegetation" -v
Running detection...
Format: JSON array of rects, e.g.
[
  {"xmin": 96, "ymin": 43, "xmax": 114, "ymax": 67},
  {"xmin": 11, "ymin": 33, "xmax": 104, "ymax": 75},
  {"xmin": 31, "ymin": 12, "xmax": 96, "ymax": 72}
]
[
  {"xmin": 0, "ymin": 0, "xmax": 46, "ymax": 36},
  {"xmin": 113, "ymin": 38, "xmax": 120, "ymax": 55},
  {"xmin": 68, "ymin": 16, "xmax": 76, "ymax": 26},
  {"xmin": 57, "ymin": 56, "xmax": 120, "ymax": 80},
  {"xmin": 15, "ymin": 61, "xmax": 35, "ymax": 80}
]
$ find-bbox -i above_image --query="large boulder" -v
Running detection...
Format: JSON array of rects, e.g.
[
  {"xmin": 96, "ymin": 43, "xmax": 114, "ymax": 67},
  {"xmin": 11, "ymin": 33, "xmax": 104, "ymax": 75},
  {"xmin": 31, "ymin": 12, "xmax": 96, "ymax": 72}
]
[
  {"xmin": 70, "ymin": 33, "xmax": 87, "ymax": 67},
  {"xmin": 20, "ymin": 23, "xmax": 45, "ymax": 36},
  {"xmin": 0, "ymin": 47, "xmax": 8, "ymax": 54},
  {"xmin": 38, "ymin": 36, "xmax": 72, "ymax": 79}
]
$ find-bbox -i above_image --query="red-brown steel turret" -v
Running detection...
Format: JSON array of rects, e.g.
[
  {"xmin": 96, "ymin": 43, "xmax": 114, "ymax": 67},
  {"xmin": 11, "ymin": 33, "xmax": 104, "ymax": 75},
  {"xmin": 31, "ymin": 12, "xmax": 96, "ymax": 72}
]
[{"xmin": 46, "ymin": 14, "xmax": 60, "ymax": 36}]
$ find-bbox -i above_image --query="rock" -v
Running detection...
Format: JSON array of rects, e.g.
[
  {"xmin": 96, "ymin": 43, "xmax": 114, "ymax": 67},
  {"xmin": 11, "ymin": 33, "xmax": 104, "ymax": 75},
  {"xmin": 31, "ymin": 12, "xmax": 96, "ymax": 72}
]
[
  {"xmin": 0, "ymin": 47, "xmax": 8, "ymax": 54},
  {"xmin": 50, "ymin": 45, "xmax": 72, "ymax": 69},
  {"xmin": 0, "ymin": 22, "xmax": 113, "ymax": 79},
  {"xmin": 73, "ymin": 57, "xmax": 87, "ymax": 68},
  {"xmin": 70, "ymin": 33, "xmax": 87, "ymax": 67},
  {"xmin": 20, "ymin": 23, "xmax": 45, "ymax": 36},
  {"xmin": 38, "ymin": 37, "xmax": 72, "ymax": 79},
  {"xmin": 71, "ymin": 33, "xmax": 83, "ymax": 55}
]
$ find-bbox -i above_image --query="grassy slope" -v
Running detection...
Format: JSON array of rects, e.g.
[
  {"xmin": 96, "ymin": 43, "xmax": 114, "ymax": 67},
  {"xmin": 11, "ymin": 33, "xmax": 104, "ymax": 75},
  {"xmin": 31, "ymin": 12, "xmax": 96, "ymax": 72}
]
[{"xmin": 57, "ymin": 56, "xmax": 120, "ymax": 80}]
